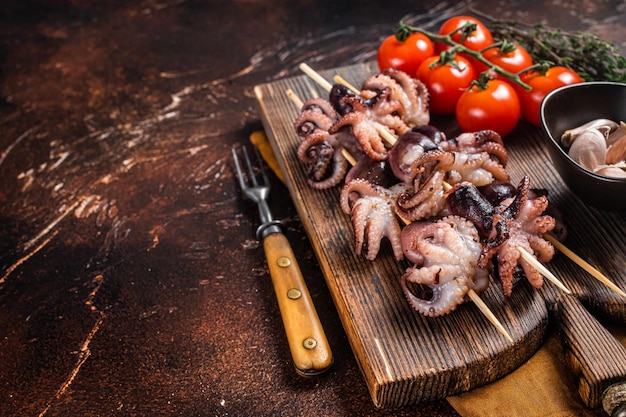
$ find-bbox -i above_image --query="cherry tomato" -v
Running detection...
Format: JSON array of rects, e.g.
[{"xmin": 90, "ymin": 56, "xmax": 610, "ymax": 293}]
[
  {"xmin": 377, "ymin": 32, "xmax": 435, "ymax": 75},
  {"xmin": 456, "ymin": 79, "xmax": 521, "ymax": 137},
  {"xmin": 515, "ymin": 66, "xmax": 583, "ymax": 126},
  {"xmin": 474, "ymin": 43, "xmax": 534, "ymax": 81},
  {"xmin": 436, "ymin": 16, "xmax": 494, "ymax": 53},
  {"xmin": 416, "ymin": 54, "xmax": 476, "ymax": 115}
]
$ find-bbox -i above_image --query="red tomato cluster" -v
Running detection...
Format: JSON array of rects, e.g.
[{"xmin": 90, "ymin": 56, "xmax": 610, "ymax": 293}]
[{"xmin": 377, "ymin": 15, "xmax": 583, "ymax": 137}]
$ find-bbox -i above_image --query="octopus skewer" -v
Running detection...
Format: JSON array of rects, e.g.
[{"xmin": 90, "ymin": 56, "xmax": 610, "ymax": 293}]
[
  {"xmin": 294, "ymin": 63, "xmax": 624, "ymax": 332},
  {"xmin": 329, "ymin": 66, "xmax": 624, "ymax": 299},
  {"xmin": 439, "ymin": 181, "xmax": 571, "ymax": 295},
  {"xmin": 298, "ymin": 64, "xmax": 561, "ymax": 317},
  {"xmin": 287, "ymin": 80, "xmax": 513, "ymax": 342},
  {"xmin": 309, "ymin": 66, "xmax": 565, "ymax": 289}
]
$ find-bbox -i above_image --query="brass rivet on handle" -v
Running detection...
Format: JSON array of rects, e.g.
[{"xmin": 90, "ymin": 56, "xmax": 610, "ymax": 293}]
[
  {"xmin": 287, "ymin": 288, "xmax": 301, "ymax": 300},
  {"xmin": 303, "ymin": 337, "xmax": 317, "ymax": 350},
  {"xmin": 277, "ymin": 256, "xmax": 291, "ymax": 268}
]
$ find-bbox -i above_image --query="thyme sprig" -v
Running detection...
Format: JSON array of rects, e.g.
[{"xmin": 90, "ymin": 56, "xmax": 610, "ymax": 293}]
[{"xmin": 472, "ymin": 11, "xmax": 626, "ymax": 83}]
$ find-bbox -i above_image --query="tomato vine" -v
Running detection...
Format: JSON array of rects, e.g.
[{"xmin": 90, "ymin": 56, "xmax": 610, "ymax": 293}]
[{"xmin": 396, "ymin": 17, "xmax": 537, "ymax": 91}]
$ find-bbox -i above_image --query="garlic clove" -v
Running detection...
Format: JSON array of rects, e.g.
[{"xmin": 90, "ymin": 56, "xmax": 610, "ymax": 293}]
[
  {"xmin": 606, "ymin": 133, "xmax": 626, "ymax": 165},
  {"xmin": 595, "ymin": 165, "xmax": 626, "ymax": 178},
  {"xmin": 606, "ymin": 121, "xmax": 626, "ymax": 148},
  {"xmin": 561, "ymin": 118, "xmax": 619, "ymax": 148},
  {"xmin": 567, "ymin": 128, "xmax": 608, "ymax": 171}
]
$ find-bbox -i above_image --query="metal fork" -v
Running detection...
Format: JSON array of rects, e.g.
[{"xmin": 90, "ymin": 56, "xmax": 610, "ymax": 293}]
[{"xmin": 231, "ymin": 145, "xmax": 333, "ymax": 376}]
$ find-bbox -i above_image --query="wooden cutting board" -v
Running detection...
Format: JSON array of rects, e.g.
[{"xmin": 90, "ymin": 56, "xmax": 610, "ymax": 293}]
[{"xmin": 253, "ymin": 61, "xmax": 626, "ymax": 408}]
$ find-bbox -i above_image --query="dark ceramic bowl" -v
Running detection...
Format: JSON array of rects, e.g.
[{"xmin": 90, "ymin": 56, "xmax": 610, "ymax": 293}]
[{"xmin": 540, "ymin": 81, "xmax": 626, "ymax": 211}]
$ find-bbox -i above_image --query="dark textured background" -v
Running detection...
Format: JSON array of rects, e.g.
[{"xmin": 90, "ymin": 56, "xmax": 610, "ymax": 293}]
[{"xmin": 1, "ymin": 1, "xmax": 624, "ymax": 416}]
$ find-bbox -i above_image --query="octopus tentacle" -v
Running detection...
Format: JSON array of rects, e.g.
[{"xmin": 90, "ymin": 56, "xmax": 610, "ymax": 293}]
[
  {"xmin": 370, "ymin": 68, "xmax": 431, "ymax": 127},
  {"xmin": 477, "ymin": 217, "xmax": 509, "ymax": 268},
  {"xmin": 399, "ymin": 216, "xmax": 488, "ymax": 317},
  {"xmin": 306, "ymin": 144, "xmax": 348, "ymax": 189},
  {"xmin": 528, "ymin": 233, "xmax": 555, "ymax": 263},
  {"xmin": 440, "ymin": 130, "xmax": 509, "ymax": 167},
  {"xmin": 501, "ymin": 176, "xmax": 530, "ymax": 219},
  {"xmin": 302, "ymin": 97, "xmax": 337, "ymax": 118},
  {"xmin": 330, "ymin": 111, "xmax": 390, "ymax": 161},
  {"xmin": 297, "ymin": 129, "xmax": 335, "ymax": 163},
  {"xmin": 360, "ymin": 84, "xmax": 406, "ymax": 123},
  {"xmin": 340, "ymin": 178, "xmax": 379, "ymax": 214},
  {"xmin": 480, "ymin": 158, "xmax": 510, "ymax": 183},
  {"xmin": 401, "ymin": 270, "xmax": 469, "ymax": 317},
  {"xmin": 294, "ymin": 97, "xmax": 349, "ymax": 189},
  {"xmin": 445, "ymin": 152, "xmax": 493, "ymax": 186},
  {"xmin": 340, "ymin": 178, "xmax": 404, "ymax": 261},
  {"xmin": 388, "ymin": 127, "xmax": 442, "ymax": 183},
  {"xmin": 294, "ymin": 98, "xmax": 337, "ymax": 136},
  {"xmin": 409, "ymin": 150, "xmax": 455, "ymax": 179},
  {"xmin": 446, "ymin": 177, "xmax": 557, "ymax": 296},
  {"xmin": 473, "ymin": 130, "xmax": 508, "ymax": 165},
  {"xmin": 396, "ymin": 169, "xmax": 446, "ymax": 220}
]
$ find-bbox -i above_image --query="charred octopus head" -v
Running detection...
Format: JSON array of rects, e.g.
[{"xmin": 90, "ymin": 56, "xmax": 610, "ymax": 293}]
[{"xmin": 445, "ymin": 176, "xmax": 557, "ymax": 296}]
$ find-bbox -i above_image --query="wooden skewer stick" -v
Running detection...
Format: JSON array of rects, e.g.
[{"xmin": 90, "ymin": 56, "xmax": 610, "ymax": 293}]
[
  {"xmin": 516, "ymin": 246, "xmax": 571, "ymax": 294},
  {"xmin": 291, "ymin": 70, "xmax": 513, "ymax": 343},
  {"xmin": 341, "ymin": 148, "xmax": 357, "ymax": 166},
  {"xmin": 466, "ymin": 290, "xmax": 514, "ymax": 343},
  {"xmin": 286, "ymin": 88, "xmax": 304, "ymax": 109},
  {"xmin": 299, "ymin": 63, "xmax": 333, "ymax": 92},
  {"xmin": 543, "ymin": 233, "xmax": 626, "ymax": 299},
  {"xmin": 333, "ymin": 74, "xmax": 360, "ymax": 95}
]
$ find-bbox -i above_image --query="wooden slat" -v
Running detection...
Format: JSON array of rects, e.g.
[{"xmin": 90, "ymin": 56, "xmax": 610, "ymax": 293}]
[
  {"xmin": 556, "ymin": 294, "xmax": 626, "ymax": 409},
  {"xmin": 253, "ymin": 61, "xmax": 626, "ymax": 408}
]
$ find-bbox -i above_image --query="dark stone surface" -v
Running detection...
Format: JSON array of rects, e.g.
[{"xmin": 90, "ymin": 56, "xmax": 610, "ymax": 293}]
[{"xmin": 0, "ymin": 1, "xmax": 623, "ymax": 415}]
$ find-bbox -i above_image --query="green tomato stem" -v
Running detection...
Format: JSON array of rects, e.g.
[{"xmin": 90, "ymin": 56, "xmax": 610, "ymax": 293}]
[{"xmin": 398, "ymin": 19, "xmax": 532, "ymax": 91}]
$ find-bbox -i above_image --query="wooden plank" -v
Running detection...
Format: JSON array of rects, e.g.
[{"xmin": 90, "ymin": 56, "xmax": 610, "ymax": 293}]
[
  {"xmin": 556, "ymin": 294, "xmax": 626, "ymax": 409},
  {"xmin": 253, "ymin": 61, "xmax": 626, "ymax": 408}
]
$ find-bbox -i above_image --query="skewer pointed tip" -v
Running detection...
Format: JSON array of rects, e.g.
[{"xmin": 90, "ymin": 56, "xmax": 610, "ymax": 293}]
[
  {"xmin": 467, "ymin": 289, "xmax": 514, "ymax": 344},
  {"xmin": 544, "ymin": 234, "xmax": 626, "ymax": 300},
  {"xmin": 299, "ymin": 63, "xmax": 333, "ymax": 92},
  {"xmin": 285, "ymin": 88, "xmax": 304, "ymax": 109}
]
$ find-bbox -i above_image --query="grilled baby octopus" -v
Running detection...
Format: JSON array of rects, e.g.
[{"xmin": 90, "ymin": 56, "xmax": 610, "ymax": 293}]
[
  {"xmin": 387, "ymin": 127, "xmax": 510, "ymax": 221},
  {"xmin": 446, "ymin": 176, "xmax": 556, "ymax": 296},
  {"xmin": 294, "ymin": 98, "xmax": 350, "ymax": 189},
  {"xmin": 400, "ymin": 215, "xmax": 490, "ymax": 317},
  {"xmin": 329, "ymin": 69, "xmax": 430, "ymax": 161},
  {"xmin": 340, "ymin": 177, "xmax": 407, "ymax": 261},
  {"xmin": 438, "ymin": 129, "xmax": 510, "ymax": 185}
]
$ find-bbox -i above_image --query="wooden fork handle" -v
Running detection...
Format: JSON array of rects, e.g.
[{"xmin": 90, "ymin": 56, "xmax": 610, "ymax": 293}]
[{"xmin": 263, "ymin": 232, "xmax": 333, "ymax": 376}]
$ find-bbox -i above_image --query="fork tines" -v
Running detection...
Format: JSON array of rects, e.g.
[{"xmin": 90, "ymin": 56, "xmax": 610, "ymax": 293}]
[
  {"xmin": 231, "ymin": 144, "xmax": 272, "ymax": 202},
  {"xmin": 232, "ymin": 145, "xmax": 266, "ymax": 185}
]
